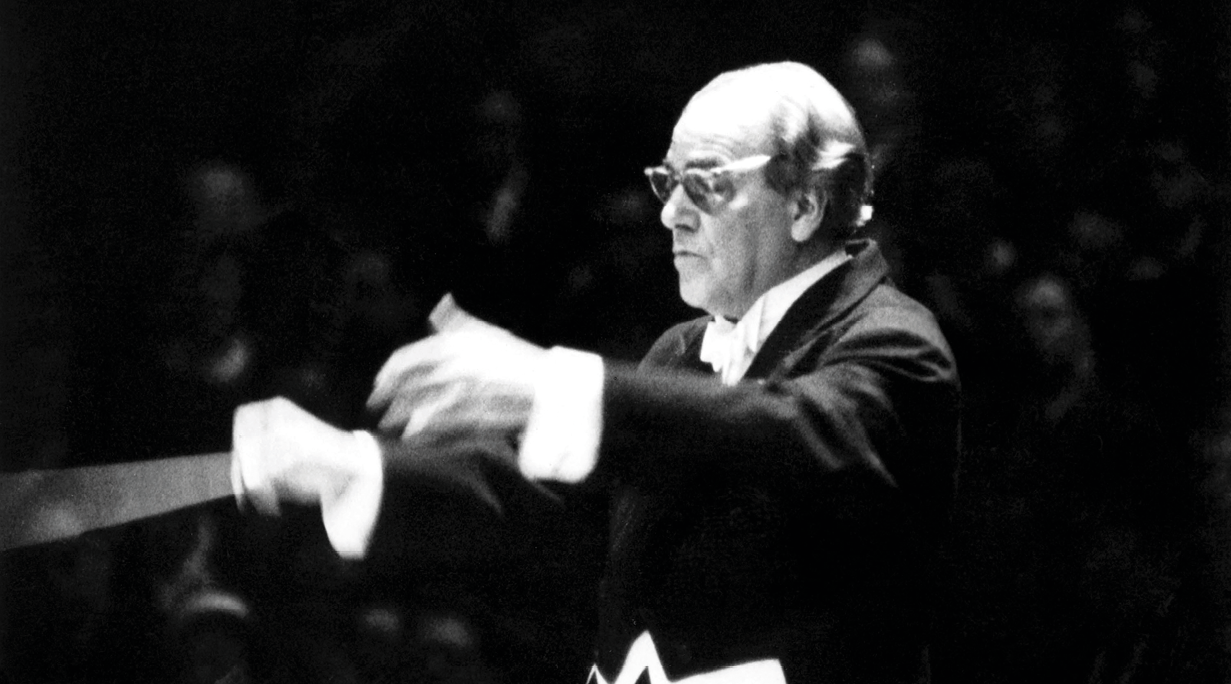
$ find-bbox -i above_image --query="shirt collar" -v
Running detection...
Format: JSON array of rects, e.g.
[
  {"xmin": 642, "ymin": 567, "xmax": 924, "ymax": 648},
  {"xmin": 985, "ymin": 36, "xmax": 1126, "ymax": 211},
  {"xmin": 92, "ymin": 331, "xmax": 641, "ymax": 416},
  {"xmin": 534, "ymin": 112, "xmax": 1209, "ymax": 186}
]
[
  {"xmin": 734, "ymin": 248, "xmax": 851, "ymax": 355},
  {"xmin": 698, "ymin": 249, "xmax": 850, "ymax": 384}
]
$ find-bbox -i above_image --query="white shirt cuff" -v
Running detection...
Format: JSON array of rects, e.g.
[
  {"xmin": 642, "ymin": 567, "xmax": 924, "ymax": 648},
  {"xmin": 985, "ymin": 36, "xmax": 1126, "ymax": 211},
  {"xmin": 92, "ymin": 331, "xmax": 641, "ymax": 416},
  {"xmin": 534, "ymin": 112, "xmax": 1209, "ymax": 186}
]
[
  {"xmin": 518, "ymin": 346, "xmax": 604, "ymax": 483},
  {"xmin": 320, "ymin": 430, "xmax": 385, "ymax": 560}
]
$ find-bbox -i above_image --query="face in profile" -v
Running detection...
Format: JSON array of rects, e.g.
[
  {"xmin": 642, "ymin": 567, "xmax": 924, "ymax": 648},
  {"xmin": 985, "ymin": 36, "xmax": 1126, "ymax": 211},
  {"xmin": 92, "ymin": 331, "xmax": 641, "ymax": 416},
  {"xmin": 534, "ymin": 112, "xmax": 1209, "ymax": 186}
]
[{"xmin": 657, "ymin": 86, "xmax": 800, "ymax": 319}]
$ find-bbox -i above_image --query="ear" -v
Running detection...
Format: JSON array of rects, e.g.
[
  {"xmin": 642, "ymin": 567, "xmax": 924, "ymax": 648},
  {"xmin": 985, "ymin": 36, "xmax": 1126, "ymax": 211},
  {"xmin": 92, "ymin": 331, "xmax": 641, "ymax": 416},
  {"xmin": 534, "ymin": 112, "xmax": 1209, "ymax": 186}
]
[{"xmin": 789, "ymin": 189, "xmax": 826, "ymax": 243}]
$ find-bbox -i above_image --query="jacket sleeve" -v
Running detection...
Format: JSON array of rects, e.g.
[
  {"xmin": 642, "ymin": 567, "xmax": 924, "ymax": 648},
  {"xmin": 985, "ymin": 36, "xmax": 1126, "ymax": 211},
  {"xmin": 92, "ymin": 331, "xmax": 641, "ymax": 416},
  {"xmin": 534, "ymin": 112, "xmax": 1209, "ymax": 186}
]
[
  {"xmin": 357, "ymin": 437, "xmax": 608, "ymax": 681},
  {"xmin": 361, "ymin": 434, "xmax": 608, "ymax": 576},
  {"xmin": 595, "ymin": 304, "xmax": 960, "ymax": 520}
]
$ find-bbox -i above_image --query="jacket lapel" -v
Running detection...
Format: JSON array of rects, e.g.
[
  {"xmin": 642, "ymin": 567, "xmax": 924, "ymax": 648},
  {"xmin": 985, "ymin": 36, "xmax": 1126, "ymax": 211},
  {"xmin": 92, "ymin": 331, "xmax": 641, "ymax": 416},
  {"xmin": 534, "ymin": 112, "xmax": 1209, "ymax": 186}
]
[
  {"xmin": 674, "ymin": 323, "xmax": 712, "ymax": 374},
  {"xmin": 744, "ymin": 239, "xmax": 889, "ymax": 381}
]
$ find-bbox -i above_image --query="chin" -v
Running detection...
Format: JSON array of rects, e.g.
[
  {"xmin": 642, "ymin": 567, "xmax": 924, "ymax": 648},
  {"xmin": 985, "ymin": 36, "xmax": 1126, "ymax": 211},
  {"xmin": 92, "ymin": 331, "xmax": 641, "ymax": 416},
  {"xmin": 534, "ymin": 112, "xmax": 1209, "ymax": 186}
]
[
  {"xmin": 678, "ymin": 283, "xmax": 709, "ymax": 313},
  {"xmin": 679, "ymin": 279, "xmax": 733, "ymax": 316}
]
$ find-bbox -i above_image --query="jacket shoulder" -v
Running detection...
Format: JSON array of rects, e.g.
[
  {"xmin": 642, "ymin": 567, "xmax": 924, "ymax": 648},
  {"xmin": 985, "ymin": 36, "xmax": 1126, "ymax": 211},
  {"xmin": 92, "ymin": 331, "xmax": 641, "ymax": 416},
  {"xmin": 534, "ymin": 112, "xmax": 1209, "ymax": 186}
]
[
  {"xmin": 639, "ymin": 317, "xmax": 708, "ymax": 371},
  {"xmin": 858, "ymin": 284, "xmax": 954, "ymax": 355}
]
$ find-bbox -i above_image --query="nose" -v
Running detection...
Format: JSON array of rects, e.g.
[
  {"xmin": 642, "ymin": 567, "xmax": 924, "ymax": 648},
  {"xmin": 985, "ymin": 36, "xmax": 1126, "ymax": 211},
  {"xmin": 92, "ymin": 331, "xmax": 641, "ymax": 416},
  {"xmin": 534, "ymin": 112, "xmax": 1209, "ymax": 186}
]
[{"xmin": 660, "ymin": 185, "xmax": 698, "ymax": 233}]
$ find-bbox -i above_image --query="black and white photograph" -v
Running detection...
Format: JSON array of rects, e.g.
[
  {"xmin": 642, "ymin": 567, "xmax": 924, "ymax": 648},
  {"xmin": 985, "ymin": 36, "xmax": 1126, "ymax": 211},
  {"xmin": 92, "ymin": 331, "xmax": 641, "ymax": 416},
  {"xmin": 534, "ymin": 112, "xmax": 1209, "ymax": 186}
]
[{"xmin": 2, "ymin": 1, "xmax": 1230, "ymax": 682}]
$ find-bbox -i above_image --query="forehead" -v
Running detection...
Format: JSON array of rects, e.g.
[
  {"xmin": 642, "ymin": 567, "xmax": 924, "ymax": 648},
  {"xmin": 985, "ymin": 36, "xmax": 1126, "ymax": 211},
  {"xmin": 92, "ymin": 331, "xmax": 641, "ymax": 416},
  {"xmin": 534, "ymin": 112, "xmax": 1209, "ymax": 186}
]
[{"xmin": 667, "ymin": 85, "xmax": 777, "ymax": 166}]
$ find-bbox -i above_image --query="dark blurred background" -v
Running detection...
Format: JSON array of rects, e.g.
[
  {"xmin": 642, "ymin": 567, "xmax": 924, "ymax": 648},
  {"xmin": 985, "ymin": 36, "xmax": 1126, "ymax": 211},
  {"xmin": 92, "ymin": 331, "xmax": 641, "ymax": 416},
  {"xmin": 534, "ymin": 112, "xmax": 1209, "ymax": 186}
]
[{"xmin": 3, "ymin": 0, "xmax": 1231, "ymax": 682}]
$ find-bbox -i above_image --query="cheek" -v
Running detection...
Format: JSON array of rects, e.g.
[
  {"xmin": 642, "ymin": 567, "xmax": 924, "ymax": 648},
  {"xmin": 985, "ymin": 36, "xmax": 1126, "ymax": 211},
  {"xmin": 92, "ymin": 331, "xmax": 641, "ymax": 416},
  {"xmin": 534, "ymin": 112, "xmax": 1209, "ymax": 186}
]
[{"xmin": 704, "ymin": 218, "xmax": 757, "ymax": 285}]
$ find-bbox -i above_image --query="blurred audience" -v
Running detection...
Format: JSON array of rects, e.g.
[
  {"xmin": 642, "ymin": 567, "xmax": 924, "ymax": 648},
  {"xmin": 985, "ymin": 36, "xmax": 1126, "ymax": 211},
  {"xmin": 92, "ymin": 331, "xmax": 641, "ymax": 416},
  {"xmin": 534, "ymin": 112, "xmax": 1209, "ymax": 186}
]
[
  {"xmin": 5, "ymin": 3, "xmax": 1227, "ymax": 682},
  {"xmin": 441, "ymin": 87, "xmax": 574, "ymax": 344},
  {"xmin": 551, "ymin": 184, "xmax": 691, "ymax": 361},
  {"xmin": 943, "ymin": 272, "xmax": 1182, "ymax": 683}
]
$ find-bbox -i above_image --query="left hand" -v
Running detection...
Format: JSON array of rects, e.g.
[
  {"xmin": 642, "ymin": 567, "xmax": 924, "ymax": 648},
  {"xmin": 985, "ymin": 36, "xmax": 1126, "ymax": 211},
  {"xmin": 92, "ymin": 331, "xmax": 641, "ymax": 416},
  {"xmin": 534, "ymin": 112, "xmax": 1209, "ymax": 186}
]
[
  {"xmin": 231, "ymin": 397, "xmax": 376, "ymax": 515},
  {"xmin": 367, "ymin": 315, "xmax": 548, "ymax": 441}
]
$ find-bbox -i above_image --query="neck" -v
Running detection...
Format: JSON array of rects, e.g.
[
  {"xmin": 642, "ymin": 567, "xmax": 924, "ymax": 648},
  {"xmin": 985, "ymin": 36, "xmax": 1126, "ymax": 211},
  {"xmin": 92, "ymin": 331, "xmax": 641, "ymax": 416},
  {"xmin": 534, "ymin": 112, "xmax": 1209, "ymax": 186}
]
[{"xmin": 721, "ymin": 241, "xmax": 844, "ymax": 320}]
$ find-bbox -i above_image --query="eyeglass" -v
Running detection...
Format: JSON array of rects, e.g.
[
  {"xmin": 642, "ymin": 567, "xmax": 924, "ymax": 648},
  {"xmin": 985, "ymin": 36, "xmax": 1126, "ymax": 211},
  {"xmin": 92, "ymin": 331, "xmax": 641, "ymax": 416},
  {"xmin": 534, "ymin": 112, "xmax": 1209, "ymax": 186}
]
[{"xmin": 643, "ymin": 154, "xmax": 774, "ymax": 213}]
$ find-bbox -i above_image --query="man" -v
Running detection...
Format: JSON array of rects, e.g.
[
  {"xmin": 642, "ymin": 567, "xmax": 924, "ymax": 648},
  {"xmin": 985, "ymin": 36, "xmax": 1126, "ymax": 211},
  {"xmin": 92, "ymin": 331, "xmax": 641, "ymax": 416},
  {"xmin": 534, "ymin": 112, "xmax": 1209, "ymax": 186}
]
[{"xmin": 232, "ymin": 61, "xmax": 960, "ymax": 683}]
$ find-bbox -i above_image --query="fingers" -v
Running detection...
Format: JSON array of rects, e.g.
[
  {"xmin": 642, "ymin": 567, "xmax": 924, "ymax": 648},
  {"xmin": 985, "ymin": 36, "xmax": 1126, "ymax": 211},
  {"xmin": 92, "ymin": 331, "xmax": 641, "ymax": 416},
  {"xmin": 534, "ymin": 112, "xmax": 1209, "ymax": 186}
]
[
  {"xmin": 370, "ymin": 337, "xmax": 450, "ymax": 408},
  {"xmin": 231, "ymin": 401, "xmax": 280, "ymax": 516},
  {"xmin": 381, "ymin": 383, "xmax": 530, "ymax": 443},
  {"xmin": 370, "ymin": 346, "xmax": 415, "ymax": 406},
  {"xmin": 369, "ymin": 333, "xmax": 481, "ymax": 410},
  {"xmin": 368, "ymin": 322, "xmax": 543, "ymax": 442},
  {"xmin": 396, "ymin": 381, "xmax": 469, "ymax": 438},
  {"xmin": 372, "ymin": 315, "xmax": 522, "ymax": 406},
  {"xmin": 231, "ymin": 397, "xmax": 375, "ymax": 522},
  {"xmin": 376, "ymin": 373, "xmax": 461, "ymax": 435}
]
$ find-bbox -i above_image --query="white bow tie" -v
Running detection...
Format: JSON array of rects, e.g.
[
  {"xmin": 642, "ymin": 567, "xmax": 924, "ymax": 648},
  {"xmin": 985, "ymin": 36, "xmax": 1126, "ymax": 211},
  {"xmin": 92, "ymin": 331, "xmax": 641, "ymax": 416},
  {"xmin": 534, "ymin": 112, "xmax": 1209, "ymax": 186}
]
[{"xmin": 698, "ymin": 315, "xmax": 759, "ymax": 385}]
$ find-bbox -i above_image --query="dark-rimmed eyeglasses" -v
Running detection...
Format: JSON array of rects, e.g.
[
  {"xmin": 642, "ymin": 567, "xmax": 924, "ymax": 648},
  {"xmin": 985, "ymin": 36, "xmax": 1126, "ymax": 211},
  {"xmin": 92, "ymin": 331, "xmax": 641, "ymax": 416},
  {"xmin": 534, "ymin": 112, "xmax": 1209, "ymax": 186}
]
[{"xmin": 643, "ymin": 154, "xmax": 774, "ymax": 213}]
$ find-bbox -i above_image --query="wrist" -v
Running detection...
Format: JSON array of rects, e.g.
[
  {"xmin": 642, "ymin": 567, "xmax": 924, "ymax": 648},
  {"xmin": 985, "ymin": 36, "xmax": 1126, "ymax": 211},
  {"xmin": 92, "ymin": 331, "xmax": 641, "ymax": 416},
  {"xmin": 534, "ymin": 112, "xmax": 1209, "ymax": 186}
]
[
  {"xmin": 320, "ymin": 430, "xmax": 385, "ymax": 560},
  {"xmin": 348, "ymin": 430, "xmax": 384, "ymax": 487}
]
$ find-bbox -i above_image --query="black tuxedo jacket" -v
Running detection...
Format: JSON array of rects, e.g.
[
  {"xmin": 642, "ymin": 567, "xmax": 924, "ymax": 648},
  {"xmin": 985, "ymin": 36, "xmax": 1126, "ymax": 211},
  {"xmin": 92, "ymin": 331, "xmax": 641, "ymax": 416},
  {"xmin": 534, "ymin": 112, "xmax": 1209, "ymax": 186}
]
[{"xmin": 367, "ymin": 239, "xmax": 960, "ymax": 684}]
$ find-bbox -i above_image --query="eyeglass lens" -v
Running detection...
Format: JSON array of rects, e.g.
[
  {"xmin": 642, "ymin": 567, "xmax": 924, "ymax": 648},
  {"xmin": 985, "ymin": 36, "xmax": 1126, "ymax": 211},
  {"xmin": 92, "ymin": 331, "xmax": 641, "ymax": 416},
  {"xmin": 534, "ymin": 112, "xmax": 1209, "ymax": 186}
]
[{"xmin": 645, "ymin": 168, "xmax": 716, "ymax": 212}]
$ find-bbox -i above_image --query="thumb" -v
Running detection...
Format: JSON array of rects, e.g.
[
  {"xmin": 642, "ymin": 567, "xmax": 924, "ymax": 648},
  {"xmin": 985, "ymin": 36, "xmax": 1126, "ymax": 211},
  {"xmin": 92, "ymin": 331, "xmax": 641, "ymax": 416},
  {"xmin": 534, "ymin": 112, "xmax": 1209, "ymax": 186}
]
[{"xmin": 429, "ymin": 293, "xmax": 476, "ymax": 333}]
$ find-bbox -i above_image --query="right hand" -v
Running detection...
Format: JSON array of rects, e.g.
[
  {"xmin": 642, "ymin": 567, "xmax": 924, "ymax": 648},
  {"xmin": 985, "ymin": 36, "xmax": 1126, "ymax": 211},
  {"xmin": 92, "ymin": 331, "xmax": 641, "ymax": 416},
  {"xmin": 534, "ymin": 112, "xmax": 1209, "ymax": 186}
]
[
  {"xmin": 367, "ymin": 294, "xmax": 546, "ymax": 443},
  {"xmin": 231, "ymin": 397, "xmax": 375, "ymax": 515}
]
